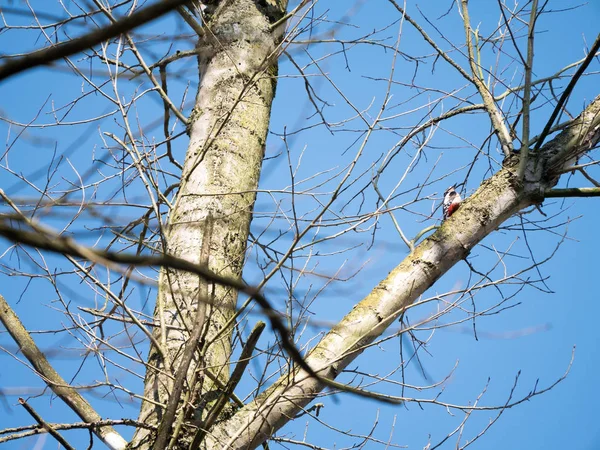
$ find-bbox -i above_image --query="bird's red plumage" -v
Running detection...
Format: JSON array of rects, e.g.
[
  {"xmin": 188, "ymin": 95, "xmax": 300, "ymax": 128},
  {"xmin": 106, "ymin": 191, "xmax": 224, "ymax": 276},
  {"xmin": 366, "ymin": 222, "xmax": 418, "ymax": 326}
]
[{"xmin": 446, "ymin": 202, "xmax": 460, "ymax": 217}]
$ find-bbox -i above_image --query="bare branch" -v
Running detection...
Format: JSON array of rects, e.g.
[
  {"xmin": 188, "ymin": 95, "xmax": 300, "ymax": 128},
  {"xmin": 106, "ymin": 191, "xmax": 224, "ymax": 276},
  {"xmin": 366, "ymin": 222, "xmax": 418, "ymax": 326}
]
[
  {"xmin": 534, "ymin": 33, "xmax": 600, "ymax": 151},
  {"xmin": 460, "ymin": 0, "xmax": 514, "ymax": 156},
  {"xmin": 189, "ymin": 321, "xmax": 266, "ymax": 449},
  {"xmin": 18, "ymin": 398, "xmax": 76, "ymax": 450},
  {"xmin": 544, "ymin": 187, "xmax": 600, "ymax": 198},
  {"xmin": 0, "ymin": 0, "xmax": 195, "ymax": 81},
  {"xmin": 205, "ymin": 93, "xmax": 600, "ymax": 450},
  {"xmin": 517, "ymin": 0, "xmax": 539, "ymax": 179},
  {"xmin": 0, "ymin": 295, "xmax": 127, "ymax": 450}
]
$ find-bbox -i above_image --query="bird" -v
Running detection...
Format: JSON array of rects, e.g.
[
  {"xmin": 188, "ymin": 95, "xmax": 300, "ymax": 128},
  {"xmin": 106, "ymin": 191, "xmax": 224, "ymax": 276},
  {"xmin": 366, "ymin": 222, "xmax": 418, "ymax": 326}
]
[{"xmin": 442, "ymin": 186, "xmax": 462, "ymax": 220}]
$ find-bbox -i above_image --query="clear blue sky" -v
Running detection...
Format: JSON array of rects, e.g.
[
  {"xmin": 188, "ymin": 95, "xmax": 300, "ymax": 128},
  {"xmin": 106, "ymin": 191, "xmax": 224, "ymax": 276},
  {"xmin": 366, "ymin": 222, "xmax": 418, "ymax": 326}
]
[{"xmin": 0, "ymin": 1, "xmax": 599, "ymax": 449}]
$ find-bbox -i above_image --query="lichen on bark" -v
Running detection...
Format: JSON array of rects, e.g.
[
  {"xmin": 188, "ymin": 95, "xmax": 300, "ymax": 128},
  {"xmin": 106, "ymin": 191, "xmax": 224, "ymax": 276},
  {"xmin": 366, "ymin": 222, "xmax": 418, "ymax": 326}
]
[{"xmin": 130, "ymin": 1, "xmax": 286, "ymax": 448}]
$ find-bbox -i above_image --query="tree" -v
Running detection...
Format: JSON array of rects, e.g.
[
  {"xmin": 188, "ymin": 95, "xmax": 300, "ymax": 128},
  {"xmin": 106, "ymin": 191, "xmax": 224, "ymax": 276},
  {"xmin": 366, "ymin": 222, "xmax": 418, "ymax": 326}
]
[{"xmin": 0, "ymin": 1, "xmax": 599, "ymax": 449}]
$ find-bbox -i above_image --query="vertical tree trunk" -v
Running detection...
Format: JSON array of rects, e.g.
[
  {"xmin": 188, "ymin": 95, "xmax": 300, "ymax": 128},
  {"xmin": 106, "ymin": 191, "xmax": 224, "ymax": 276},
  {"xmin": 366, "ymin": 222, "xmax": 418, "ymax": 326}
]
[{"xmin": 131, "ymin": 1, "xmax": 285, "ymax": 447}]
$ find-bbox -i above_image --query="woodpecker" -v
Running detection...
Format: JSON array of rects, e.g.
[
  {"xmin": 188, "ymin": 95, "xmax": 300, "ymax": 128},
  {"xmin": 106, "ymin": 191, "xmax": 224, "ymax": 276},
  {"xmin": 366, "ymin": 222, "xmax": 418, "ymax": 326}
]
[{"xmin": 442, "ymin": 186, "xmax": 462, "ymax": 220}]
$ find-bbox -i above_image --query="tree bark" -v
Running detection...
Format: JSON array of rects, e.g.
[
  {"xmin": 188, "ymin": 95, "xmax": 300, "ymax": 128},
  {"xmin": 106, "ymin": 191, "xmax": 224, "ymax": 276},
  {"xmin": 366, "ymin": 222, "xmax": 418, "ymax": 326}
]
[{"xmin": 131, "ymin": 1, "xmax": 286, "ymax": 447}]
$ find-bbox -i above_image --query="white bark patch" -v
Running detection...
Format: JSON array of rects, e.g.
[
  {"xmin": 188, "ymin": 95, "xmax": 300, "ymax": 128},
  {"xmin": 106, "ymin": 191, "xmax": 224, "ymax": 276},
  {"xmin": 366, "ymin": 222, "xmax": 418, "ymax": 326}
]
[{"xmin": 103, "ymin": 432, "xmax": 127, "ymax": 450}]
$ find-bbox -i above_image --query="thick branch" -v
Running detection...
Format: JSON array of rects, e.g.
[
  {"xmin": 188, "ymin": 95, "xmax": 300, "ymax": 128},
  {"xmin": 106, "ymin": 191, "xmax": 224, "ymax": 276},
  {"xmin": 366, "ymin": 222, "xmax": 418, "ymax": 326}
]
[
  {"xmin": 189, "ymin": 321, "xmax": 265, "ymax": 449},
  {"xmin": 542, "ymin": 95, "xmax": 600, "ymax": 179},
  {"xmin": 0, "ymin": 0, "xmax": 193, "ymax": 81},
  {"xmin": 205, "ymin": 94, "xmax": 600, "ymax": 450},
  {"xmin": 151, "ymin": 216, "xmax": 213, "ymax": 450},
  {"xmin": 0, "ymin": 295, "xmax": 128, "ymax": 450},
  {"xmin": 0, "ymin": 217, "xmax": 315, "ymax": 383},
  {"xmin": 544, "ymin": 187, "xmax": 600, "ymax": 198}
]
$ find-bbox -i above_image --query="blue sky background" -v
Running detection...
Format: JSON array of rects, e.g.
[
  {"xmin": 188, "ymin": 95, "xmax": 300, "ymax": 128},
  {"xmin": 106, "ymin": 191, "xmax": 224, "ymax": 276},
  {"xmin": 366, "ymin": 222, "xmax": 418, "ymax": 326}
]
[{"xmin": 0, "ymin": 1, "xmax": 599, "ymax": 449}]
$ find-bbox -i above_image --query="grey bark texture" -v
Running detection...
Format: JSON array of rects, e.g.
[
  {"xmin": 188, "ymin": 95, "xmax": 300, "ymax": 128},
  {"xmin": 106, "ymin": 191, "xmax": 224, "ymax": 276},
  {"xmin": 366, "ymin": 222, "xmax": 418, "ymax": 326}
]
[{"xmin": 130, "ymin": 1, "xmax": 286, "ymax": 448}]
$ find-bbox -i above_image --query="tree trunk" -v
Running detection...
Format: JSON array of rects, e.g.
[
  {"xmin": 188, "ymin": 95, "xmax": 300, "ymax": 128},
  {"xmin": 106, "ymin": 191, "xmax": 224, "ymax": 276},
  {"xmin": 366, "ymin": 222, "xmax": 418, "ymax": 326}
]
[{"xmin": 131, "ymin": 1, "xmax": 286, "ymax": 448}]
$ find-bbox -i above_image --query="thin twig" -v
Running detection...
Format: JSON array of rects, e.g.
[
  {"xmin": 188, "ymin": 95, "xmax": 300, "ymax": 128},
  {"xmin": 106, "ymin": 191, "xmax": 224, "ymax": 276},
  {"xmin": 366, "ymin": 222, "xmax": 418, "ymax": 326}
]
[{"xmin": 152, "ymin": 216, "xmax": 214, "ymax": 450}]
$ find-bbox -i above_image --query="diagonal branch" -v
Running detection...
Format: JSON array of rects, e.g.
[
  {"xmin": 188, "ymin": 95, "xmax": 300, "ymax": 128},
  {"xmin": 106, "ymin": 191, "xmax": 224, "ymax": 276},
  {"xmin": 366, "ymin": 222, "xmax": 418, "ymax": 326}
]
[
  {"xmin": 204, "ymin": 94, "xmax": 600, "ymax": 450},
  {"xmin": 151, "ymin": 216, "xmax": 214, "ymax": 450},
  {"xmin": 0, "ymin": 214, "xmax": 317, "ymax": 381},
  {"xmin": 189, "ymin": 321, "xmax": 266, "ymax": 450},
  {"xmin": 0, "ymin": 294, "xmax": 128, "ymax": 450},
  {"xmin": 460, "ymin": 0, "xmax": 514, "ymax": 157},
  {"xmin": 533, "ymin": 33, "xmax": 600, "ymax": 152},
  {"xmin": 18, "ymin": 398, "xmax": 76, "ymax": 450},
  {"xmin": 0, "ymin": 0, "xmax": 194, "ymax": 81}
]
